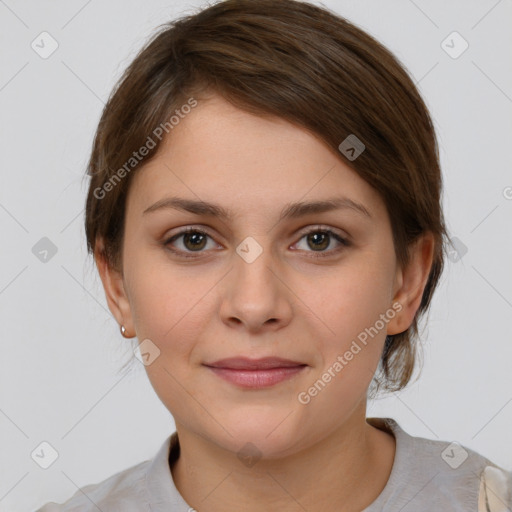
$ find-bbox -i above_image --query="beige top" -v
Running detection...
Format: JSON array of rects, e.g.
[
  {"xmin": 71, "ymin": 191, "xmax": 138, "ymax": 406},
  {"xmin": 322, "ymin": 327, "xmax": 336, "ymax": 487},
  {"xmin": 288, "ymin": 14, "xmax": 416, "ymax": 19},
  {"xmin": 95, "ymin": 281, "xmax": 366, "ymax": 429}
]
[{"xmin": 36, "ymin": 417, "xmax": 512, "ymax": 511}]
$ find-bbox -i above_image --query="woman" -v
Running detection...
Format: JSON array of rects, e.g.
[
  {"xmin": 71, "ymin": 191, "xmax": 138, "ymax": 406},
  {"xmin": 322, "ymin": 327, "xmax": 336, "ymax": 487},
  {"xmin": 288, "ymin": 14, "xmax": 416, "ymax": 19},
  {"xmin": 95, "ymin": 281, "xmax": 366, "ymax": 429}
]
[{"xmin": 37, "ymin": 0, "xmax": 511, "ymax": 510}]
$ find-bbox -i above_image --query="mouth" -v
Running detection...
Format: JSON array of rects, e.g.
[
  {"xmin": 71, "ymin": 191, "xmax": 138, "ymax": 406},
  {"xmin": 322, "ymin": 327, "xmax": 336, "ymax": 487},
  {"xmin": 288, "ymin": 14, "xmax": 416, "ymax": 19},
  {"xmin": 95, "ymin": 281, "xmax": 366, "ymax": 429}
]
[{"xmin": 203, "ymin": 357, "xmax": 308, "ymax": 388}]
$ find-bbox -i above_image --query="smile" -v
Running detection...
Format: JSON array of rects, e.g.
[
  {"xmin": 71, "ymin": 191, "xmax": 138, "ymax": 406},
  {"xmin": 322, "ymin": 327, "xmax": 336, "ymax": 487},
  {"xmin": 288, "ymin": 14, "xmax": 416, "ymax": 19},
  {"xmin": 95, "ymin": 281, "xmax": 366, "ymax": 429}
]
[
  {"xmin": 203, "ymin": 357, "xmax": 308, "ymax": 389},
  {"xmin": 206, "ymin": 366, "xmax": 307, "ymax": 388}
]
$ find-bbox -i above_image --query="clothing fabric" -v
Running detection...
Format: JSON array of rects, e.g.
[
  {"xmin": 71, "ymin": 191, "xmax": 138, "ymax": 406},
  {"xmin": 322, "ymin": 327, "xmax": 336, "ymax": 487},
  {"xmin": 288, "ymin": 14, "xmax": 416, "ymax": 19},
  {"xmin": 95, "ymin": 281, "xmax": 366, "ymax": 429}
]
[{"xmin": 36, "ymin": 417, "xmax": 512, "ymax": 511}]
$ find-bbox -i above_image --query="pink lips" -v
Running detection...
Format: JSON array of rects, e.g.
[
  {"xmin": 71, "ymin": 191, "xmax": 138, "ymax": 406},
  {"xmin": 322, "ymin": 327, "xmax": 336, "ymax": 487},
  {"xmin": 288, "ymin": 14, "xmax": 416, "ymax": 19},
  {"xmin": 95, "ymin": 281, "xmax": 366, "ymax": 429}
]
[{"xmin": 204, "ymin": 357, "xmax": 307, "ymax": 388}]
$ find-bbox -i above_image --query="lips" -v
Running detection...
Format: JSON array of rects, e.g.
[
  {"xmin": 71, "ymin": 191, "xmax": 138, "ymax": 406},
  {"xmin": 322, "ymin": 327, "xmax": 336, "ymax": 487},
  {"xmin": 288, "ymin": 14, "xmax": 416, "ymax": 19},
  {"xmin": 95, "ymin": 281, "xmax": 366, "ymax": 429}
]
[
  {"xmin": 204, "ymin": 357, "xmax": 306, "ymax": 370},
  {"xmin": 203, "ymin": 357, "xmax": 308, "ymax": 388}
]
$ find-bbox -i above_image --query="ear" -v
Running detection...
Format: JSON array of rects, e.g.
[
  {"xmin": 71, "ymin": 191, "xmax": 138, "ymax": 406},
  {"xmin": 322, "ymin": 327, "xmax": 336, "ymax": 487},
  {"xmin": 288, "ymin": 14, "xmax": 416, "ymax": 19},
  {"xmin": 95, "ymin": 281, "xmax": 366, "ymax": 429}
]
[
  {"xmin": 387, "ymin": 232, "xmax": 435, "ymax": 336},
  {"xmin": 95, "ymin": 238, "xmax": 135, "ymax": 338}
]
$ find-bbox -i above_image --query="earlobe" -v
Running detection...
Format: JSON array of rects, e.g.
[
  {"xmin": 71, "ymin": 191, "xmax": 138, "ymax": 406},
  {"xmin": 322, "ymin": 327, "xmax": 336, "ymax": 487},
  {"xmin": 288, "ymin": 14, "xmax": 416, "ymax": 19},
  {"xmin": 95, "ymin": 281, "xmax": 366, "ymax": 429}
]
[
  {"xmin": 386, "ymin": 232, "xmax": 435, "ymax": 336},
  {"xmin": 94, "ymin": 238, "xmax": 135, "ymax": 336}
]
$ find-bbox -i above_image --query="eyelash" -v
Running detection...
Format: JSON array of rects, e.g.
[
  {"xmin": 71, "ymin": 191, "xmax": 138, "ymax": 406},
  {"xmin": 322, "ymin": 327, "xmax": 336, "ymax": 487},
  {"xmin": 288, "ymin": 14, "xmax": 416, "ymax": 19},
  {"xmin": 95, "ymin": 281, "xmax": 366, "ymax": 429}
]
[{"xmin": 163, "ymin": 226, "xmax": 350, "ymax": 260}]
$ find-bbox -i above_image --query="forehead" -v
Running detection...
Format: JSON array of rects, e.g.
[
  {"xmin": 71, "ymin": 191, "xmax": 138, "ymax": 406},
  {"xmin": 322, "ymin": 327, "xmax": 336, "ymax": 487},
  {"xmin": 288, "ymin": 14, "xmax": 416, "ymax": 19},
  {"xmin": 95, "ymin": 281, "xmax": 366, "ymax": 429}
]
[{"xmin": 127, "ymin": 94, "xmax": 386, "ymax": 221}]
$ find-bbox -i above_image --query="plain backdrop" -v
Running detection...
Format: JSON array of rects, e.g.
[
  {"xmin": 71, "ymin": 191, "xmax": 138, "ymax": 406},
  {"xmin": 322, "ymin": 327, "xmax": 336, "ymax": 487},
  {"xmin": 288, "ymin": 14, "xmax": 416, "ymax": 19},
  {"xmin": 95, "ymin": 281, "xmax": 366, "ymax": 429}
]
[{"xmin": 0, "ymin": 0, "xmax": 511, "ymax": 510}]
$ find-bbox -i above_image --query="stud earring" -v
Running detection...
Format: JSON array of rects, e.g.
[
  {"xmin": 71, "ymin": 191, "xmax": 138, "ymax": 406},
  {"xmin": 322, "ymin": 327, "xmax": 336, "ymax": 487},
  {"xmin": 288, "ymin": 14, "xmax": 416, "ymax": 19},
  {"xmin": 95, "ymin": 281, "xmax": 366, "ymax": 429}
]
[{"xmin": 120, "ymin": 325, "xmax": 128, "ymax": 337}]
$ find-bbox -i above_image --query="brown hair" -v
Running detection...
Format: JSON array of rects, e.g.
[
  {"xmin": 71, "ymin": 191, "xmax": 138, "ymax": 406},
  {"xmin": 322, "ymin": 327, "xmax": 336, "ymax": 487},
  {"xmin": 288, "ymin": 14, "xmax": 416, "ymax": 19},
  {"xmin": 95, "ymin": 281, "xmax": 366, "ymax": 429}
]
[{"xmin": 84, "ymin": 0, "xmax": 447, "ymax": 397}]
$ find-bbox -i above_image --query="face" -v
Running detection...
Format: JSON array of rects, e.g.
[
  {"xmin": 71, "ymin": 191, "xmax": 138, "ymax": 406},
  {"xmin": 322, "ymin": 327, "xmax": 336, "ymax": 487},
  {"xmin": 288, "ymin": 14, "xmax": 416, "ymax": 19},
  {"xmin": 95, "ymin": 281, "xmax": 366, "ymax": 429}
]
[{"xmin": 98, "ymin": 94, "xmax": 429, "ymax": 458}]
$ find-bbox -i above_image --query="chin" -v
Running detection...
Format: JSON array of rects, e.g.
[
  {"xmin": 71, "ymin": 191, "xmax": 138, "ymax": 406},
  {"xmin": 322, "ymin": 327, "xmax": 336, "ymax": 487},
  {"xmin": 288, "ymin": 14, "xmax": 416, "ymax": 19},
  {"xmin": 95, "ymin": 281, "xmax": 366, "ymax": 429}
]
[{"xmin": 206, "ymin": 412, "xmax": 308, "ymax": 461}]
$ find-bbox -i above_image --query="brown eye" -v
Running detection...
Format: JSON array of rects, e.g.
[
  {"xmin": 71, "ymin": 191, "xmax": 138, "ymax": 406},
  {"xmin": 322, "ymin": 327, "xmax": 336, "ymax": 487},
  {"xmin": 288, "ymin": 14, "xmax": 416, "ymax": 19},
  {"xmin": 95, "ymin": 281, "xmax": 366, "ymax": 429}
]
[
  {"xmin": 164, "ymin": 226, "xmax": 349, "ymax": 260},
  {"xmin": 164, "ymin": 228, "xmax": 216, "ymax": 258},
  {"xmin": 294, "ymin": 227, "xmax": 350, "ymax": 258},
  {"xmin": 181, "ymin": 231, "xmax": 208, "ymax": 251},
  {"xmin": 306, "ymin": 231, "xmax": 330, "ymax": 251}
]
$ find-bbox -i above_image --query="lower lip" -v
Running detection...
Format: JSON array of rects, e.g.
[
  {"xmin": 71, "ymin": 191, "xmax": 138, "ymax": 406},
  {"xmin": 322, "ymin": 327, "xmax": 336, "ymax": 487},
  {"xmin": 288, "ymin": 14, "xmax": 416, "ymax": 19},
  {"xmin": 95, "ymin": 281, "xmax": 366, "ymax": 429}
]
[{"xmin": 206, "ymin": 365, "xmax": 307, "ymax": 388}]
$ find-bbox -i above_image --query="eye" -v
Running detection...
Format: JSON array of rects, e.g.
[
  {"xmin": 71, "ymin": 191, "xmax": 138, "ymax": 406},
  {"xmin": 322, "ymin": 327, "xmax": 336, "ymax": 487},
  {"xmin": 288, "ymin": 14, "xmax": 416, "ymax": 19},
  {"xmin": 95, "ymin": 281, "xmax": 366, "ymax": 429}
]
[
  {"xmin": 293, "ymin": 227, "xmax": 350, "ymax": 258},
  {"xmin": 163, "ymin": 225, "xmax": 350, "ymax": 259},
  {"xmin": 164, "ymin": 227, "xmax": 218, "ymax": 258}
]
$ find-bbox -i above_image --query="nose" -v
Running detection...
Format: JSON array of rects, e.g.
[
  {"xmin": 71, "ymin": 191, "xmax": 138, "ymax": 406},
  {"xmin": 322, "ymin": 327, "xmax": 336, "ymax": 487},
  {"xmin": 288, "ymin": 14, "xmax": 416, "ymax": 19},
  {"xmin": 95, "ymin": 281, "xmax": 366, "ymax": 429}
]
[{"xmin": 218, "ymin": 239, "xmax": 293, "ymax": 334}]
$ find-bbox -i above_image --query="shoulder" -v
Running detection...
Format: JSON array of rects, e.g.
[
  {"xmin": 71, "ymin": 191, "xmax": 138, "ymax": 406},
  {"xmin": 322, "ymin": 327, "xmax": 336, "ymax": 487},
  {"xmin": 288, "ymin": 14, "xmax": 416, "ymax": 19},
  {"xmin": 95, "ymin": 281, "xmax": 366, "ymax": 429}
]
[
  {"xmin": 478, "ymin": 464, "xmax": 512, "ymax": 512},
  {"xmin": 367, "ymin": 417, "xmax": 512, "ymax": 511},
  {"xmin": 35, "ymin": 457, "xmax": 151, "ymax": 512},
  {"xmin": 413, "ymin": 431, "xmax": 511, "ymax": 509}
]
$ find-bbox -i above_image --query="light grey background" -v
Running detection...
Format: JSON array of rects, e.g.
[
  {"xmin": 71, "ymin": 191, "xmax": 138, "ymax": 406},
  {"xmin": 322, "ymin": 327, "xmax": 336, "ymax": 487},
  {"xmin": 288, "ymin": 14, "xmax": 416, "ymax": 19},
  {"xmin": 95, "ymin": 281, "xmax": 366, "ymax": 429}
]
[{"xmin": 0, "ymin": 0, "xmax": 511, "ymax": 510}]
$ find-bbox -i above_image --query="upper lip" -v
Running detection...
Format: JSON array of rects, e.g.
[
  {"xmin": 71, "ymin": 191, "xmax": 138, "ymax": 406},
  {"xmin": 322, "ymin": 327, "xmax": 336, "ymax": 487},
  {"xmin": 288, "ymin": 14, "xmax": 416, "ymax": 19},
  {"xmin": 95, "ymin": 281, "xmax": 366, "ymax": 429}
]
[{"xmin": 204, "ymin": 357, "xmax": 306, "ymax": 370}]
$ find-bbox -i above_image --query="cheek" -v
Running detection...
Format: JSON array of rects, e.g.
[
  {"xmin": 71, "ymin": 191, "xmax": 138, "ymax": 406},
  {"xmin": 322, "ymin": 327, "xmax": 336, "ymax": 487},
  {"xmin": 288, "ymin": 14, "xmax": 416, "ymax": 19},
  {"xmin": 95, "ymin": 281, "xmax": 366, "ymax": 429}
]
[
  {"xmin": 127, "ymin": 264, "xmax": 211, "ymax": 412},
  {"xmin": 318, "ymin": 253, "xmax": 395, "ymax": 337},
  {"xmin": 300, "ymin": 270, "xmax": 394, "ymax": 415},
  {"xmin": 125, "ymin": 246, "xmax": 180, "ymax": 329},
  {"xmin": 126, "ymin": 254, "xmax": 216, "ymax": 357},
  {"xmin": 304, "ymin": 248, "xmax": 396, "ymax": 399}
]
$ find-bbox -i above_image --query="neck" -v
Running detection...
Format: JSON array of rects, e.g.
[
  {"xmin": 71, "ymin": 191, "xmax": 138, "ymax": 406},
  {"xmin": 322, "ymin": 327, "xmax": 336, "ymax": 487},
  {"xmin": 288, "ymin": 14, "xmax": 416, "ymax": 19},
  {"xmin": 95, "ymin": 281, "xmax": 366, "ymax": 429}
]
[{"xmin": 170, "ymin": 406, "xmax": 396, "ymax": 512}]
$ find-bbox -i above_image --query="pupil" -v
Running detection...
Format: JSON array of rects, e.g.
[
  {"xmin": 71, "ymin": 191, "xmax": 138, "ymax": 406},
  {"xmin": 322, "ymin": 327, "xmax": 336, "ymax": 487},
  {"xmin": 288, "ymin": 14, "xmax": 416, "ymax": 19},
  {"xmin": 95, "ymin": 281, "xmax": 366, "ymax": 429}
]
[
  {"xmin": 309, "ymin": 232, "xmax": 328, "ymax": 251},
  {"xmin": 185, "ymin": 232, "xmax": 206, "ymax": 251}
]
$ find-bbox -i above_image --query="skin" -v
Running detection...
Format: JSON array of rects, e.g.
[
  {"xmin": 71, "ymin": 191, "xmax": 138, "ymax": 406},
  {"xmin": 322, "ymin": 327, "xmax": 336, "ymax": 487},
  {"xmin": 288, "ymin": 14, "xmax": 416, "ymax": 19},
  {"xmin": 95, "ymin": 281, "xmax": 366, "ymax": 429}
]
[{"xmin": 96, "ymin": 93, "xmax": 434, "ymax": 512}]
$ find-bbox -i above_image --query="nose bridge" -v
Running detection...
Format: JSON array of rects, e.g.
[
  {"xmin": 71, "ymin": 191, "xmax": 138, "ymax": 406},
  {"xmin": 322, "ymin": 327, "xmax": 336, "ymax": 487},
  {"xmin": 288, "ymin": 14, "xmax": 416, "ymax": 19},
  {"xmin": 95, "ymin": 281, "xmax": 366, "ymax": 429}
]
[
  {"xmin": 220, "ymin": 234, "xmax": 292, "ymax": 330},
  {"xmin": 233, "ymin": 234, "xmax": 278, "ymax": 298}
]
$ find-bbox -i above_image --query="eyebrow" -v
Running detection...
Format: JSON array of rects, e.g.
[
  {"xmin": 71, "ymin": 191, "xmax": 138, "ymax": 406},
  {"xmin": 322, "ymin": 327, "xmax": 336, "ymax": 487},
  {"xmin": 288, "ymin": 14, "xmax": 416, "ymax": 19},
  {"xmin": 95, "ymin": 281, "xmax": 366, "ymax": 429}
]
[{"xmin": 142, "ymin": 196, "xmax": 372, "ymax": 221}]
